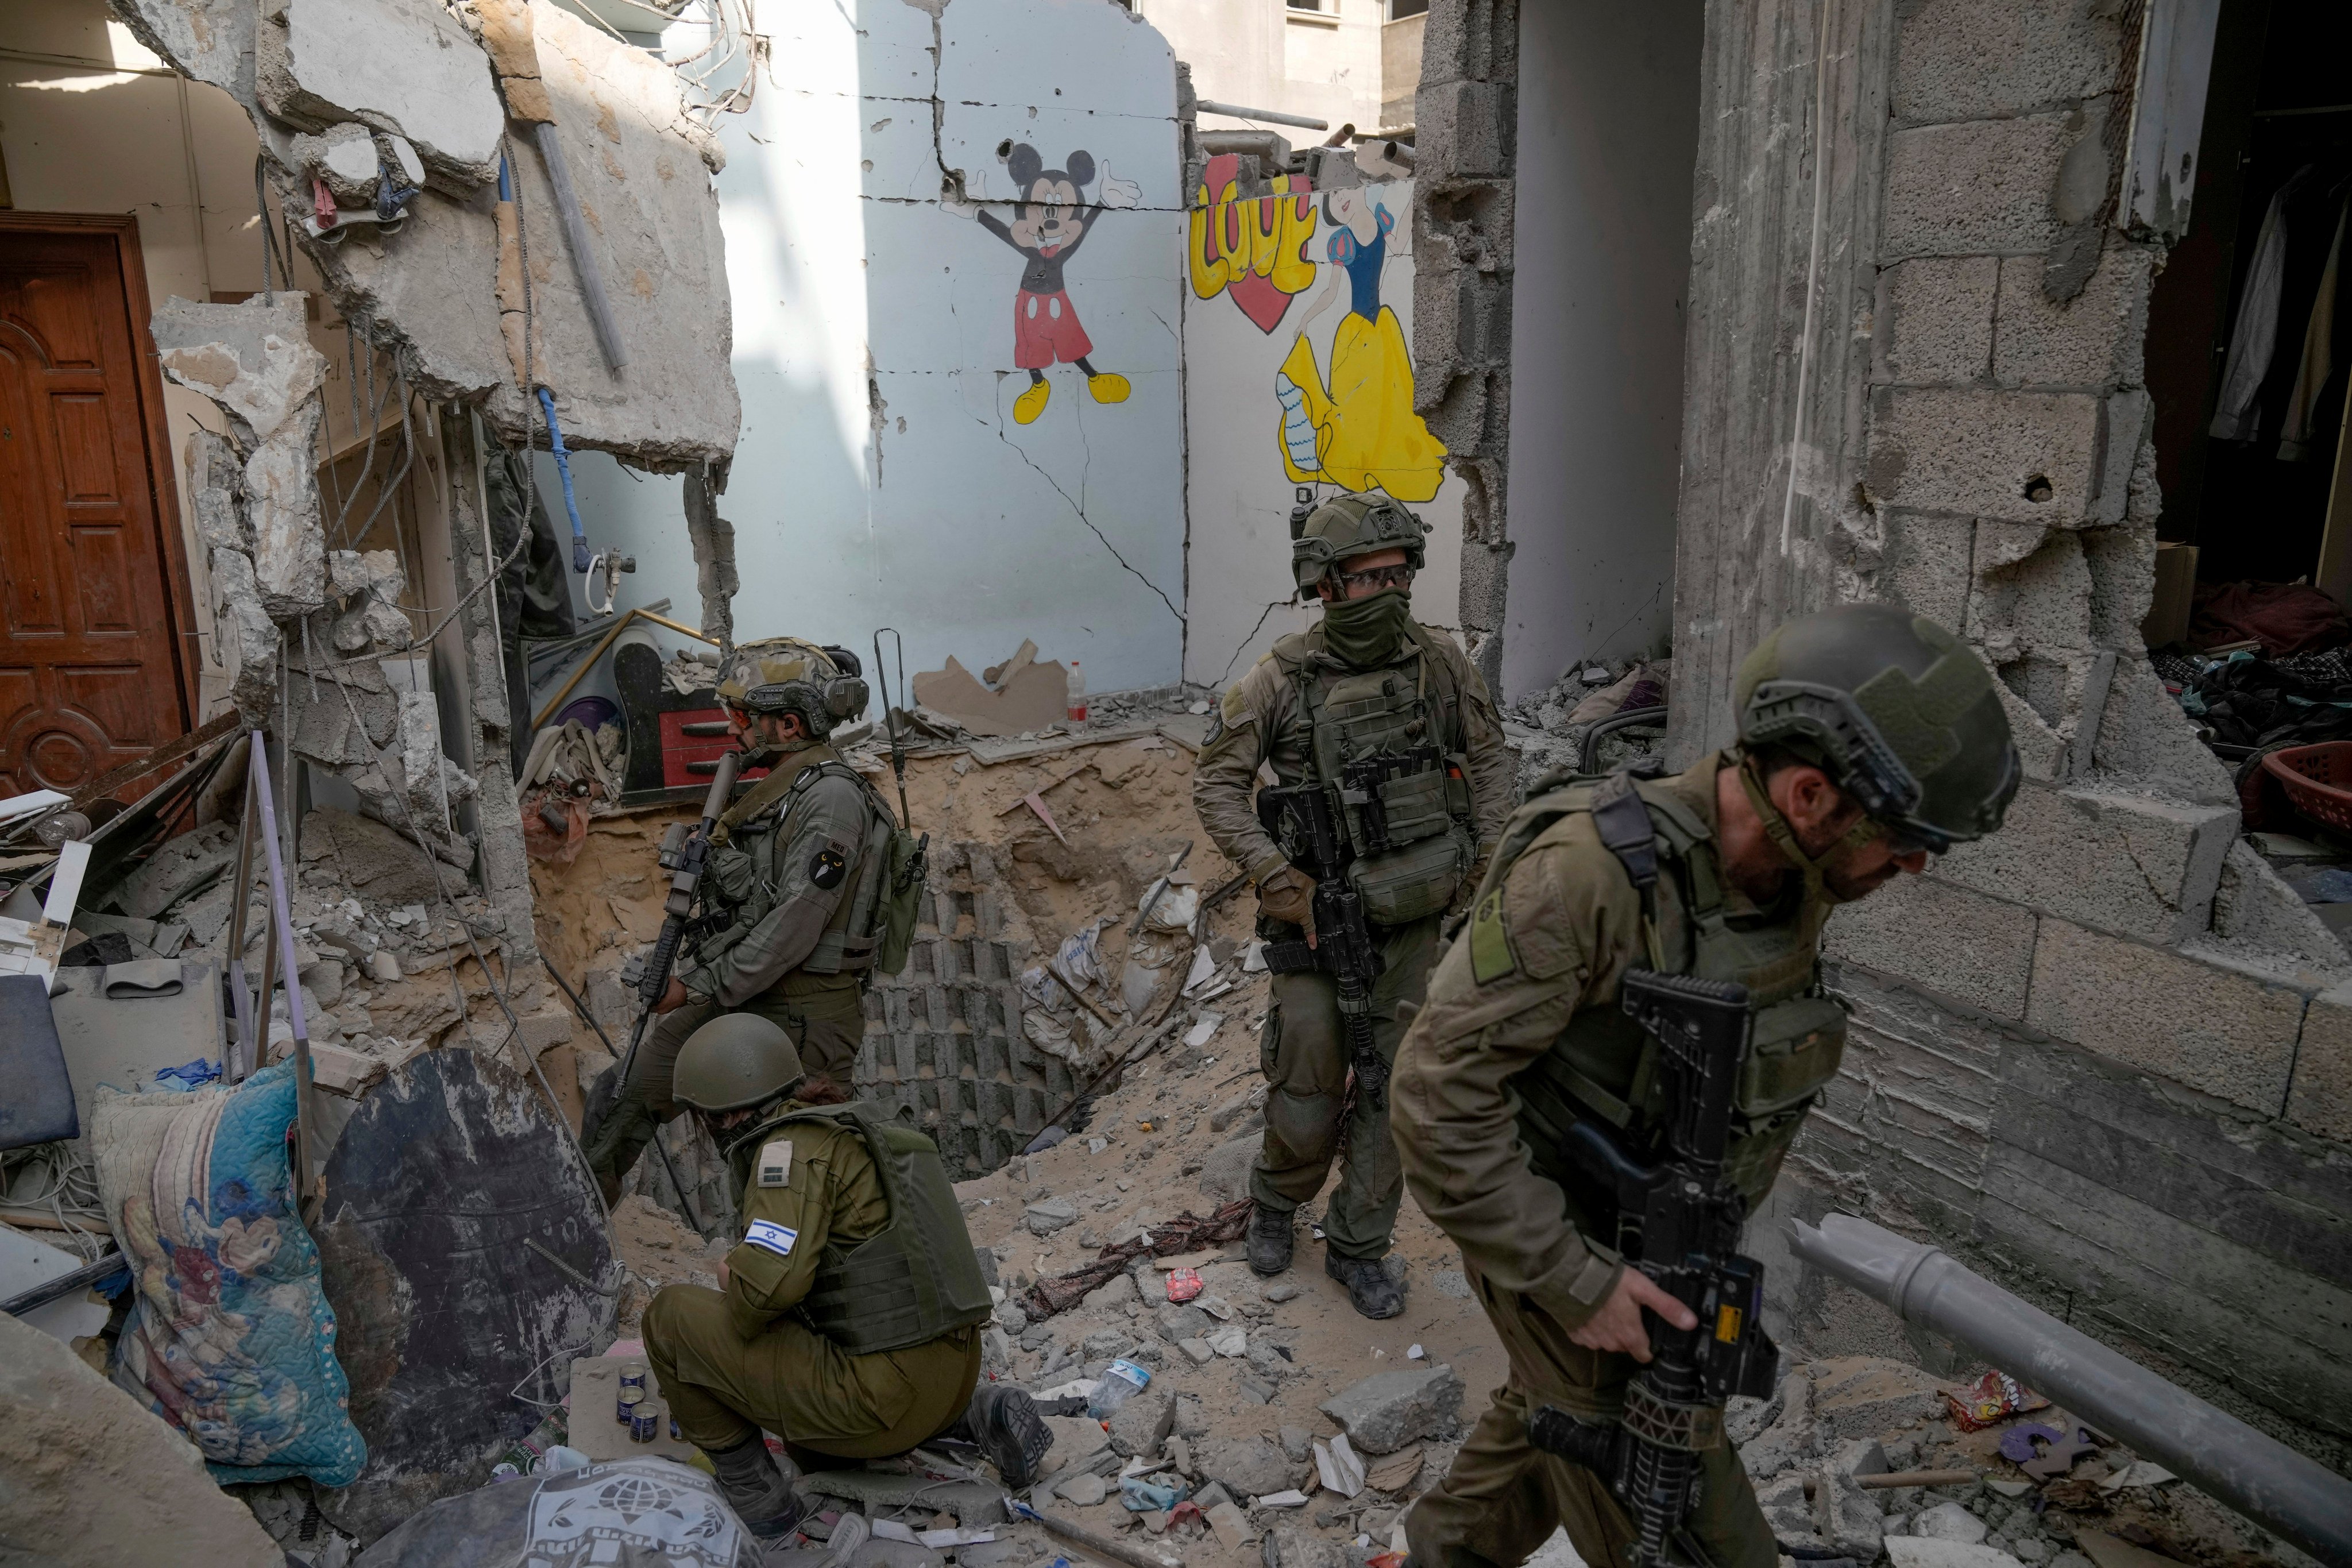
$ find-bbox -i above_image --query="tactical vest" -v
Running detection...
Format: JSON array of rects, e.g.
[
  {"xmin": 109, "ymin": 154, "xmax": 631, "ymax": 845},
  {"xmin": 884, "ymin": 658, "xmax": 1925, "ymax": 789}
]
[
  {"xmin": 1268, "ymin": 621, "xmax": 1478, "ymax": 925},
  {"xmin": 701, "ymin": 748, "xmax": 897, "ymax": 976},
  {"xmin": 1475, "ymin": 763, "xmax": 1848, "ymax": 1222},
  {"xmin": 727, "ymin": 1100, "xmax": 995, "ymax": 1355}
]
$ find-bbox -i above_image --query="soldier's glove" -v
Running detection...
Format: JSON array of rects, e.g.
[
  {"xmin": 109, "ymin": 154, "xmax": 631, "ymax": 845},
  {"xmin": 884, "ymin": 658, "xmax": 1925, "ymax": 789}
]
[{"xmin": 1257, "ymin": 864, "xmax": 1318, "ymax": 935}]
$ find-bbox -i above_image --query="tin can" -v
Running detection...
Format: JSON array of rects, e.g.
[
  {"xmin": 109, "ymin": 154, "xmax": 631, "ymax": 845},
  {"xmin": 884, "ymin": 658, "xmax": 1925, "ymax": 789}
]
[
  {"xmin": 619, "ymin": 1362, "xmax": 648, "ymax": 1396},
  {"xmin": 617, "ymin": 1387, "xmax": 644, "ymax": 1426},
  {"xmin": 629, "ymin": 1401, "xmax": 661, "ymax": 1445}
]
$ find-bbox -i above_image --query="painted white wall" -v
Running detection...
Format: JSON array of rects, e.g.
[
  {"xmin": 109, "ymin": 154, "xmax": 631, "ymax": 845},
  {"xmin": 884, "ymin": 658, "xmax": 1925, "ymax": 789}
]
[
  {"xmin": 554, "ymin": 0, "xmax": 1188, "ymax": 697},
  {"xmin": 1181, "ymin": 169, "xmax": 1463, "ymax": 691},
  {"xmin": 1498, "ymin": 0, "xmax": 1703, "ymax": 702}
]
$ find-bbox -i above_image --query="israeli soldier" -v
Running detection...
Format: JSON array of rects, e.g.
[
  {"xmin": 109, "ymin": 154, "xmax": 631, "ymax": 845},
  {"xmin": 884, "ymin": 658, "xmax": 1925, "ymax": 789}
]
[
  {"xmin": 1191, "ymin": 492, "xmax": 1513, "ymax": 1319},
  {"xmin": 583, "ymin": 639, "xmax": 897, "ymax": 1204},
  {"xmin": 643, "ymin": 1015, "xmax": 1053, "ymax": 1537},
  {"xmin": 1392, "ymin": 605, "xmax": 2019, "ymax": 1568}
]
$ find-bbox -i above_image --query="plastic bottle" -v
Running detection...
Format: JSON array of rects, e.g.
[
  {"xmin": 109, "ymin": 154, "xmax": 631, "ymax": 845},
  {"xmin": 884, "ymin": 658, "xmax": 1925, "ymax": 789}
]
[
  {"xmin": 1066, "ymin": 660, "xmax": 1087, "ymax": 725},
  {"xmin": 1088, "ymin": 1357, "xmax": 1150, "ymax": 1419}
]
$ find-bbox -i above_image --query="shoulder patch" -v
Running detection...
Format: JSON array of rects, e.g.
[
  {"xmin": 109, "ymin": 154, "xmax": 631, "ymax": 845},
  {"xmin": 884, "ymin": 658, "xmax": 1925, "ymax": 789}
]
[
  {"xmin": 1219, "ymin": 685, "xmax": 1255, "ymax": 727},
  {"xmin": 756, "ymin": 1139, "xmax": 794, "ymax": 1188},
  {"xmin": 809, "ymin": 847, "xmax": 847, "ymax": 889},
  {"xmin": 1469, "ymin": 887, "xmax": 1517, "ymax": 984},
  {"xmin": 744, "ymin": 1219, "xmax": 799, "ymax": 1257}
]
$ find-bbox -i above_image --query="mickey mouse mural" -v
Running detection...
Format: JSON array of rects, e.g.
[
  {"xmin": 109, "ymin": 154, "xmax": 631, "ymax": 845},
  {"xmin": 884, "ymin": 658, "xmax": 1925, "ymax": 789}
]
[{"xmin": 952, "ymin": 143, "xmax": 1143, "ymax": 425}]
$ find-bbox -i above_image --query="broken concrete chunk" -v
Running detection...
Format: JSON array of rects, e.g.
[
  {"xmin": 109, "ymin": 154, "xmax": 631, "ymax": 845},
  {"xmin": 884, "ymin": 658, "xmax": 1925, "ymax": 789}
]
[
  {"xmin": 1195, "ymin": 1433, "xmax": 1292, "ymax": 1500},
  {"xmin": 1024, "ymin": 1196, "xmax": 1077, "ymax": 1234},
  {"xmin": 152, "ymin": 295, "xmax": 327, "ymax": 442},
  {"xmin": 1916, "ymin": 1504, "xmax": 1991, "ymax": 1545},
  {"xmin": 290, "ymin": 121, "xmax": 384, "ymax": 207},
  {"xmin": 208, "ymin": 547, "xmax": 282, "ymax": 723},
  {"xmin": 185, "ymin": 427, "xmax": 249, "ymax": 551},
  {"xmin": 1107, "ymin": 1389, "xmax": 1173, "ymax": 1458},
  {"xmin": 261, "ymin": 0, "xmax": 504, "ymax": 187},
  {"xmin": 309, "ymin": 1040, "xmax": 388, "ymax": 1097},
  {"xmin": 0, "ymin": 1312, "xmax": 284, "ymax": 1567},
  {"xmin": 1171, "ymin": 1395, "xmax": 1208, "ymax": 1439},
  {"xmin": 1318, "ymin": 1365, "xmax": 1465, "ymax": 1455},
  {"xmin": 243, "ymin": 406, "xmax": 328, "ymax": 619},
  {"xmin": 1885, "ymin": 1542, "xmax": 2029, "ymax": 1568}
]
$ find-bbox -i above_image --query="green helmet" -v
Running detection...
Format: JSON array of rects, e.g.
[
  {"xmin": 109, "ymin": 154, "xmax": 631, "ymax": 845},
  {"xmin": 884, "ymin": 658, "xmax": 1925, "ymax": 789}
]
[
  {"xmin": 715, "ymin": 638, "xmax": 870, "ymax": 739},
  {"xmin": 1290, "ymin": 492, "xmax": 1429, "ymax": 595},
  {"xmin": 671, "ymin": 1013, "xmax": 807, "ymax": 1113},
  {"xmin": 1734, "ymin": 604, "xmax": 2018, "ymax": 853}
]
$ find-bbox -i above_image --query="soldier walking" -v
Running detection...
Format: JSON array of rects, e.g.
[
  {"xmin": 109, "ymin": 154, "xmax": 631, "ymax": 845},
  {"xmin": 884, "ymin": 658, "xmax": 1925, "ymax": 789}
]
[
  {"xmin": 1191, "ymin": 492, "xmax": 1513, "ymax": 1319},
  {"xmin": 1392, "ymin": 606, "xmax": 2019, "ymax": 1568}
]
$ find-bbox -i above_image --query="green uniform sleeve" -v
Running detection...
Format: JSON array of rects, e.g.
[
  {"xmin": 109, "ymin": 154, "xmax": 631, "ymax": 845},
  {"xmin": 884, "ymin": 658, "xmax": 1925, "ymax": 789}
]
[
  {"xmin": 1389, "ymin": 827, "xmax": 1650, "ymax": 1328},
  {"xmin": 1453, "ymin": 648, "xmax": 1516, "ymax": 863},
  {"xmin": 1190, "ymin": 659, "xmax": 1297, "ymax": 884},
  {"xmin": 723, "ymin": 1126, "xmax": 846, "ymax": 1337},
  {"xmin": 701, "ymin": 775, "xmax": 869, "ymax": 1007}
]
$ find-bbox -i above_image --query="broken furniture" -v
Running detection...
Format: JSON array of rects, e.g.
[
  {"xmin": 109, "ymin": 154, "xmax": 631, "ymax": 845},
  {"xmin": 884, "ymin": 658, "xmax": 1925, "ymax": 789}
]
[
  {"xmin": 0, "ymin": 974, "xmax": 79, "ymax": 1152},
  {"xmin": 312, "ymin": 1046, "xmax": 615, "ymax": 1542},
  {"xmin": 49, "ymin": 959, "xmax": 227, "ymax": 1134},
  {"xmin": 913, "ymin": 640, "xmax": 1076, "ymax": 739}
]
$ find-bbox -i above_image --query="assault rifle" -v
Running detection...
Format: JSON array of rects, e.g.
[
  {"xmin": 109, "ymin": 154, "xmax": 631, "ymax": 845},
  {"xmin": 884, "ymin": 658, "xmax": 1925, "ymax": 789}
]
[
  {"xmin": 615, "ymin": 746, "xmax": 740, "ymax": 1230},
  {"xmin": 1526, "ymin": 969, "xmax": 1779, "ymax": 1568},
  {"xmin": 1256, "ymin": 782, "xmax": 1387, "ymax": 1105}
]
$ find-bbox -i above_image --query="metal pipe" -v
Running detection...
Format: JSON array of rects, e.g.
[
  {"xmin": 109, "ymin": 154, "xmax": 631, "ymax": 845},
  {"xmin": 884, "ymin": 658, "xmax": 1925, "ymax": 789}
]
[
  {"xmin": 1194, "ymin": 98, "xmax": 1328, "ymax": 131},
  {"xmin": 531, "ymin": 119, "xmax": 629, "ymax": 373},
  {"xmin": 1786, "ymin": 1214, "xmax": 2352, "ymax": 1566}
]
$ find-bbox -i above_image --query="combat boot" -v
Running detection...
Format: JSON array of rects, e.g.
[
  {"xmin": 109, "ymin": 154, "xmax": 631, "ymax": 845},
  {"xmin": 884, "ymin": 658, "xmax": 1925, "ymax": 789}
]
[
  {"xmin": 1326, "ymin": 1252, "xmax": 1404, "ymax": 1319},
  {"xmin": 1247, "ymin": 1203, "xmax": 1294, "ymax": 1277},
  {"xmin": 945, "ymin": 1384, "xmax": 1053, "ymax": 1489},
  {"xmin": 704, "ymin": 1432, "xmax": 805, "ymax": 1538}
]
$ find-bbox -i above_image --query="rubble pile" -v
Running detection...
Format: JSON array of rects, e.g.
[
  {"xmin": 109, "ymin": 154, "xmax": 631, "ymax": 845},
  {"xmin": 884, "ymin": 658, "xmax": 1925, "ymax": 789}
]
[{"xmin": 1498, "ymin": 658, "xmax": 1670, "ymax": 787}]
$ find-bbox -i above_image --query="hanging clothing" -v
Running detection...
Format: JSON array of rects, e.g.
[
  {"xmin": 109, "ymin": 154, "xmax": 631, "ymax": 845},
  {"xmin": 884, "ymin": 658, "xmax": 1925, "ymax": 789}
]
[
  {"xmin": 2280, "ymin": 197, "xmax": 2347, "ymax": 462},
  {"xmin": 2212, "ymin": 165, "xmax": 2314, "ymax": 442}
]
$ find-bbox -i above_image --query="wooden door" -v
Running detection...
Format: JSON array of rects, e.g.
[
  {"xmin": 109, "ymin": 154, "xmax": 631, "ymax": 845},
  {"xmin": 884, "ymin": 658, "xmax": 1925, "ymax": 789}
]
[{"xmin": 0, "ymin": 216, "xmax": 192, "ymax": 795}]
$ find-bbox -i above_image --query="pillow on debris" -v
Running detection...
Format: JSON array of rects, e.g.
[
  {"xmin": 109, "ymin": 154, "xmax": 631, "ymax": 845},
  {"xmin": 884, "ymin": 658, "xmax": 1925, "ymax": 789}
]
[
  {"xmin": 92, "ymin": 1060, "xmax": 368, "ymax": 1487},
  {"xmin": 353, "ymin": 1458, "xmax": 762, "ymax": 1567}
]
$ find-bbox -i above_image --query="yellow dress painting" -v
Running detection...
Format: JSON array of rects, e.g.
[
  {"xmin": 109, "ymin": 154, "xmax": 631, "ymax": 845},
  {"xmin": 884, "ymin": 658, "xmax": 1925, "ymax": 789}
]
[{"xmin": 1274, "ymin": 189, "xmax": 1449, "ymax": 502}]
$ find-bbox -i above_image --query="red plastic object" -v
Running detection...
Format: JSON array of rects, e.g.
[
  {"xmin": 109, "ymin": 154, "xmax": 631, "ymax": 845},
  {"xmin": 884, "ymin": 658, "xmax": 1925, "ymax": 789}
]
[
  {"xmin": 656, "ymin": 709, "xmax": 767, "ymax": 791},
  {"xmin": 2262, "ymin": 741, "xmax": 2352, "ymax": 834},
  {"xmin": 1165, "ymin": 1267, "xmax": 1202, "ymax": 1303}
]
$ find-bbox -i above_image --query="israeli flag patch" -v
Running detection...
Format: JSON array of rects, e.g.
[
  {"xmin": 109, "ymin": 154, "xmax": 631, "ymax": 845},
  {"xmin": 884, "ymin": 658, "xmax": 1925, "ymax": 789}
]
[{"xmin": 744, "ymin": 1220, "xmax": 799, "ymax": 1258}]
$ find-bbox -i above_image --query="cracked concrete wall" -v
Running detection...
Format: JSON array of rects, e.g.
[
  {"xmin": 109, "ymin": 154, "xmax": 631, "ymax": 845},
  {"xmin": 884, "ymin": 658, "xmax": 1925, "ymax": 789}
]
[
  {"xmin": 1408, "ymin": 0, "xmax": 1517, "ymax": 692},
  {"xmin": 537, "ymin": 0, "xmax": 1188, "ymax": 697},
  {"xmin": 1633, "ymin": 0, "xmax": 2352, "ymax": 1449},
  {"xmin": 1180, "ymin": 161, "xmax": 1467, "ymax": 690}
]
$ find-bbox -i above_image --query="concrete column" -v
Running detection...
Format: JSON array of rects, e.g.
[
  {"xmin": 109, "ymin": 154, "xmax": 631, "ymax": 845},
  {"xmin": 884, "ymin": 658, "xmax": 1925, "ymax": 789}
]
[{"xmin": 439, "ymin": 404, "xmax": 541, "ymax": 975}]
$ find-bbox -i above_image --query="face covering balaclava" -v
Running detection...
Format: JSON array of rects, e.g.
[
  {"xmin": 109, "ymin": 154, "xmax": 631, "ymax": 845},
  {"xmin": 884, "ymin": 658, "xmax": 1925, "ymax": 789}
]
[{"xmin": 1318, "ymin": 585, "xmax": 1414, "ymax": 667}]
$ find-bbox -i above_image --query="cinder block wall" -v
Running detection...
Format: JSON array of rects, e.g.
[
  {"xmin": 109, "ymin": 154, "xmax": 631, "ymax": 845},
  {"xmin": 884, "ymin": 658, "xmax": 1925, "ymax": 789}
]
[{"xmin": 1418, "ymin": 0, "xmax": 2352, "ymax": 1464}]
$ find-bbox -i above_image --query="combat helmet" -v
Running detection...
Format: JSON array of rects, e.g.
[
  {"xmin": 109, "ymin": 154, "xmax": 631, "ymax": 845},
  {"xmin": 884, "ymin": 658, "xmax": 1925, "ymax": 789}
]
[
  {"xmin": 1290, "ymin": 492, "xmax": 1431, "ymax": 596},
  {"xmin": 1735, "ymin": 604, "xmax": 2018, "ymax": 853},
  {"xmin": 673, "ymin": 1014, "xmax": 808, "ymax": 1114},
  {"xmin": 715, "ymin": 638, "xmax": 871, "ymax": 740}
]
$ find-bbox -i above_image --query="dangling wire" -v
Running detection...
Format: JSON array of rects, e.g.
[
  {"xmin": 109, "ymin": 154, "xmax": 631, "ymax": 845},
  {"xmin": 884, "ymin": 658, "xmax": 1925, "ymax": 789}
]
[{"xmin": 252, "ymin": 155, "xmax": 288, "ymax": 302}]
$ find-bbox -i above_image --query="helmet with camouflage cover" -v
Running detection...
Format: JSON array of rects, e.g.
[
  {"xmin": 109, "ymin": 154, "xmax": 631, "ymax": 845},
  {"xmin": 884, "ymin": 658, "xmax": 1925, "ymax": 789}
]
[
  {"xmin": 1735, "ymin": 604, "xmax": 2018, "ymax": 853},
  {"xmin": 1289, "ymin": 492, "xmax": 1430, "ymax": 596},
  {"xmin": 715, "ymin": 637, "xmax": 871, "ymax": 740},
  {"xmin": 673, "ymin": 1013, "xmax": 807, "ymax": 1113}
]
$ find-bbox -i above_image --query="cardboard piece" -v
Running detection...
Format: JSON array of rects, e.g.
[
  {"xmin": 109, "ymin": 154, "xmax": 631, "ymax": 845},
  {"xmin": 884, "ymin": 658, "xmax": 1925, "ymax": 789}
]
[
  {"xmin": 912, "ymin": 654, "xmax": 1071, "ymax": 739},
  {"xmin": 49, "ymin": 960, "xmax": 226, "ymax": 1133},
  {"xmin": 0, "ymin": 1223, "xmax": 111, "ymax": 1346}
]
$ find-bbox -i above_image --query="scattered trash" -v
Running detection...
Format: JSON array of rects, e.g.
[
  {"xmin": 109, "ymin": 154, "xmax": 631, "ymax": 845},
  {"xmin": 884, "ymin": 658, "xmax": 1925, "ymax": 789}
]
[
  {"xmin": 2097, "ymin": 1461, "xmax": 2177, "ymax": 1492},
  {"xmin": 1090, "ymin": 1357, "xmax": 1153, "ymax": 1419},
  {"xmin": 1949, "ymin": 1369, "xmax": 2049, "ymax": 1431},
  {"xmin": 871, "ymin": 1519, "xmax": 924, "ymax": 1543},
  {"xmin": 1314, "ymin": 1434, "xmax": 1368, "ymax": 1498},
  {"xmin": 2000, "ymin": 1423, "xmax": 2097, "ymax": 1480},
  {"xmin": 1259, "ymin": 1490, "xmax": 1310, "ymax": 1508},
  {"xmin": 1365, "ymin": 1446, "xmax": 1424, "ymax": 1494},
  {"xmin": 152, "ymin": 1056, "xmax": 222, "ymax": 1089},
  {"xmin": 920, "ymin": 1528, "xmax": 999, "ymax": 1547},
  {"xmin": 1182, "ymin": 1013, "xmax": 1223, "ymax": 1049},
  {"xmin": 1995, "ymin": 1423, "xmax": 2064, "ymax": 1463},
  {"xmin": 1195, "ymin": 1292, "xmax": 1234, "ymax": 1320},
  {"xmin": 1167, "ymin": 1268, "xmax": 1204, "ymax": 1303},
  {"xmin": 1122, "ymin": 1476, "xmax": 1184, "ymax": 1512},
  {"xmin": 1406, "ymin": 1343, "xmax": 1424, "ymax": 1360}
]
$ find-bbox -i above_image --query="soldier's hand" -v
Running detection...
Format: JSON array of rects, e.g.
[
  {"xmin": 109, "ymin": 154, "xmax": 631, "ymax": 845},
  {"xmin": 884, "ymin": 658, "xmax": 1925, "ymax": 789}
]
[
  {"xmin": 653, "ymin": 977, "xmax": 689, "ymax": 1014},
  {"xmin": 1257, "ymin": 866, "xmax": 1318, "ymax": 942},
  {"xmin": 1570, "ymin": 1266, "xmax": 1698, "ymax": 1361}
]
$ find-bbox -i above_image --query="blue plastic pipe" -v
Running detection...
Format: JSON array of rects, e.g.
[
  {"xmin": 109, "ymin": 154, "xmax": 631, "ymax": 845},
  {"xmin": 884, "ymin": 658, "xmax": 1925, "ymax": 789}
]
[{"xmin": 536, "ymin": 385, "xmax": 590, "ymax": 574}]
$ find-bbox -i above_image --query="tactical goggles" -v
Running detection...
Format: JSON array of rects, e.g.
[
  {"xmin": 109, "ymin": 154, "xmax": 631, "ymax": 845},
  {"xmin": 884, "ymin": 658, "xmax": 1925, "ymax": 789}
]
[{"xmin": 1331, "ymin": 562, "xmax": 1415, "ymax": 594}]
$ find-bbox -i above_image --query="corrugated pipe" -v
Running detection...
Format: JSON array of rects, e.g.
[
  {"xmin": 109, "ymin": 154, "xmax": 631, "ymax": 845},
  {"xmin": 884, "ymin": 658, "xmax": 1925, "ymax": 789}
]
[{"xmin": 1786, "ymin": 1214, "xmax": 2352, "ymax": 1567}]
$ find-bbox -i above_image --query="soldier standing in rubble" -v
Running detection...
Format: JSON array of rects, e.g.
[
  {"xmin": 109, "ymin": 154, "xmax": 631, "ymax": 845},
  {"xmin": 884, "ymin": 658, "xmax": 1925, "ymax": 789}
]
[
  {"xmin": 643, "ymin": 1014, "xmax": 1052, "ymax": 1536},
  {"xmin": 1191, "ymin": 492, "xmax": 1513, "ymax": 1319},
  {"xmin": 1391, "ymin": 606, "xmax": 2019, "ymax": 1568},
  {"xmin": 583, "ymin": 640, "xmax": 893, "ymax": 1204}
]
